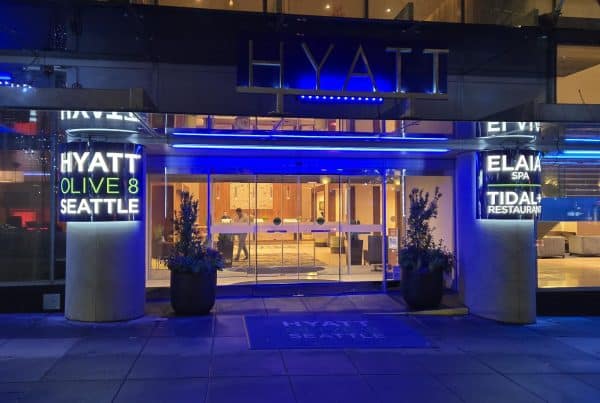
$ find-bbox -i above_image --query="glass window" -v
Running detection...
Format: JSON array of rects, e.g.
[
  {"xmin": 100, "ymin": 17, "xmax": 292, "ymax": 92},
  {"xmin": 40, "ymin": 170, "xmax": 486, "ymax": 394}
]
[
  {"xmin": 464, "ymin": 0, "xmax": 551, "ymax": 25},
  {"xmin": 561, "ymin": 0, "xmax": 600, "ymax": 19},
  {"xmin": 155, "ymin": 0, "xmax": 263, "ymax": 12},
  {"xmin": 0, "ymin": 110, "xmax": 54, "ymax": 282},
  {"xmin": 147, "ymin": 174, "xmax": 209, "ymax": 284},
  {"xmin": 537, "ymin": 158, "xmax": 600, "ymax": 288},
  {"xmin": 267, "ymin": 0, "xmax": 365, "ymax": 18},
  {"xmin": 557, "ymin": 45, "xmax": 600, "ymax": 105},
  {"xmin": 369, "ymin": 0, "xmax": 460, "ymax": 22}
]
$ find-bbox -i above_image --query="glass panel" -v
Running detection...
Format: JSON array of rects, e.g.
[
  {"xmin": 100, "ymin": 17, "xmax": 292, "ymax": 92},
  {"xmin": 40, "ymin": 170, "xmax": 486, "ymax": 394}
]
[
  {"xmin": 557, "ymin": 45, "xmax": 600, "ymax": 105},
  {"xmin": 464, "ymin": 0, "xmax": 551, "ymax": 25},
  {"xmin": 0, "ymin": 110, "xmax": 53, "ymax": 282},
  {"xmin": 254, "ymin": 175, "xmax": 299, "ymax": 282},
  {"xmin": 298, "ymin": 175, "xmax": 341, "ymax": 281},
  {"xmin": 341, "ymin": 175, "xmax": 384, "ymax": 282},
  {"xmin": 147, "ymin": 173, "xmax": 208, "ymax": 283},
  {"xmin": 561, "ymin": 0, "xmax": 600, "ymax": 19},
  {"xmin": 268, "ymin": 0, "xmax": 365, "ymax": 18},
  {"xmin": 537, "ymin": 159, "xmax": 600, "ymax": 288},
  {"xmin": 210, "ymin": 175, "xmax": 256, "ymax": 285},
  {"xmin": 156, "ymin": 0, "xmax": 263, "ymax": 12},
  {"xmin": 369, "ymin": 0, "xmax": 460, "ymax": 22}
]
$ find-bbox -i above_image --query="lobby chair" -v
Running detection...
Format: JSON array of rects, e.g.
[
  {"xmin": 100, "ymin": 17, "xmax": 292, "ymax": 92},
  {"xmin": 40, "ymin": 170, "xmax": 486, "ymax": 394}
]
[
  {"xmin": 537, "ymin": 236, "xmax": 565, "ymax": 258},
  {"xmin": 363, "ymin": 235, "xmax": 383, "ymax": 268}
]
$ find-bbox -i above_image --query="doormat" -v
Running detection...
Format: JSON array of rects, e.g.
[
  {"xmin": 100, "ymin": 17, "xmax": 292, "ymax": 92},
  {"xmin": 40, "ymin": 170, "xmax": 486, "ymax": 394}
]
[{"xmin": 244, "ymin": 314, "xmax": 432, "ymax": 349}]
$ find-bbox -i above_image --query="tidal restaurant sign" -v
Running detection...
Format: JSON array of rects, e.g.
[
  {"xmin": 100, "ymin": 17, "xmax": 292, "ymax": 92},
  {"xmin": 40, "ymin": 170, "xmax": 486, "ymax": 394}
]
[
  {"xmin": 477, "ymin": 150, "xmax": 542, "ymax": 219},
  {"xmin": 59, "ymin": 142, "xmax": 143, "ymax": 221}
]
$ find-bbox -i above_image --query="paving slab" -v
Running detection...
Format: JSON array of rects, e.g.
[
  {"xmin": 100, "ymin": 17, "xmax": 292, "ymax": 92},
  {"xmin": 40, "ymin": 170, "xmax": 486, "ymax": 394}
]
[
  {"xmin": 0, "ymin": 338, "xmax": 78, "ymax": 358},
  {"xmin": 473, "ymin": 353, "xmax": 559, "ymax": 374},
  {"xmin": 263, "ymin": 297, "xmax": 308, "ymax": 313},
  {"xmin": 213, "ymin": 315, "xmax": 247, "ymax": 337},
  {"xmin": 114, "ymin": 378, "xmax": 208, "ymax": 403},
  {"xmin": 206, "ymin": 376, "xmax": 295, "ymax": 403},
  {"xmin": 128, "ymin": 354, "xmax": 211, "ymax": 379},
  {"xmin": 211, "ymin": 350, "xmax": 286, "ymax": 377},
  {"xmin": 437, "ymin": 373, "xmax": 544, "ymax": 403},
  {"xmin": 16, "ymin": 380, "xmax": 120, "ymax": 403},
  {"xmin": 43, "ymin": 354, "xmax": 138, "ymax": 381},
  {"xmin": 0, "ymin": 358, "xmax": 58, "ymax": 382},
  {"xmin": 281, "ymin": 349, "xmax": 358, "ymax": 375},
  {"xmin": 509, "ymin": 373, "xmax": 600, "ymax": 403},
  {"xmin": 142, "ymin": 336, "xmax": 212, "ymax": 355},
  {"xmin": 291, "ymin": 375, "xmax": 378, "ymax": 403},
  {"xmin": 365, "ymin": 374, "xmax": 463, "ymax": 403},
  {"xmin": 66, "ymin": 337, "xmax": 145, "ymax": 356},
  {"xmin": 152, "ymin": 316, "xmax": 214, "ymax": 337}
]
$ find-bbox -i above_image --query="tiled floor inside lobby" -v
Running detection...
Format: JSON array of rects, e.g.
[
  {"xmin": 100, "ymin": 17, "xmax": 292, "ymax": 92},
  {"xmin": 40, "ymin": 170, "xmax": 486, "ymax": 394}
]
[
  {"xmin": 149, "ymin": 241, "xmax": 387, "ymax": 286},
  {"xmin": 538, "ymin": 256, "xmax": 600, "ymax": 288},
  {"xmin": 2, "ymin": 293, "xmax": 600, "ymax": 402}
]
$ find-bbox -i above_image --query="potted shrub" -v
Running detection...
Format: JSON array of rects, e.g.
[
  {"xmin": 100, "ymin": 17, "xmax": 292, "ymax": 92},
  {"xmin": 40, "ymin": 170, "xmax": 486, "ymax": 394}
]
[
  {"xmin": 165, "ymin": 191, "xmax": 224, "ymax": 315},
  {"xmin": 400, "ymin": 187, "xmax": 454, "ymax": 310}
]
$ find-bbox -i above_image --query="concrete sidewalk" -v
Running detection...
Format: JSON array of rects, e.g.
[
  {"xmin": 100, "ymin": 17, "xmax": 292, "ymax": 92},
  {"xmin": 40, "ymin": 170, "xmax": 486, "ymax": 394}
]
[{"xmin": 1, "ymin": 293, "xmax": 600, "ymax": 402}]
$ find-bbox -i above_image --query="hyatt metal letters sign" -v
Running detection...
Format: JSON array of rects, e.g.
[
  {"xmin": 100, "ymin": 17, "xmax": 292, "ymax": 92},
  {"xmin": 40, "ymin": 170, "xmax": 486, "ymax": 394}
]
[
  {"xmin": 58, "ymin": 142, "xmax": 143, "ymax": 222},
  {"xmin": 237, "ymin": 37, "xmax": 448, "ymax": 98},
  {"xmin": 477, "ymin": 150, "xmax": 542, "ymax": 219}
]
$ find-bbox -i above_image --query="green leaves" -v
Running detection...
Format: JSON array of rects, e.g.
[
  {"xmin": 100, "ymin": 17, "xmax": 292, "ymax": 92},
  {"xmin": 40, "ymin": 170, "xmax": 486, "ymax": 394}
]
[
  {"xmin": 401, "ymin": 187, "xmax": 454, "ymax": 274},
  {"xmin": 165, "ymin": 191, "xmax": 224, "ymax": 273}
]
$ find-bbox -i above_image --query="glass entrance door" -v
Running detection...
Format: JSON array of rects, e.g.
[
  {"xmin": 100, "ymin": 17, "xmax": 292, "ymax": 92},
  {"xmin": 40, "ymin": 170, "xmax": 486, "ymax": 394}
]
[
  {"xmin": 255, "ymin": 175, "xmax": 300, "ymax": 282},
  {"xmin": 207, "ymin": 173, "xmax": 384, "ymax": 285},
  {"xmin": 297, "ymin": 175, "xmax": 341, "ymax": 282}
]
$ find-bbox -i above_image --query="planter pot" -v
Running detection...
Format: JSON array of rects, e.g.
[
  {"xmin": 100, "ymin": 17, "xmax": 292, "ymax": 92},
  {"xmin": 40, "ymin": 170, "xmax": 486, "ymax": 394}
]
[
  {"xmin": 170, "ymin": 270, "xmax": 217, "ymax": 315},
  {"xmin": 401, "ymin": 267, "xmax": 443, "ymax": 310}
]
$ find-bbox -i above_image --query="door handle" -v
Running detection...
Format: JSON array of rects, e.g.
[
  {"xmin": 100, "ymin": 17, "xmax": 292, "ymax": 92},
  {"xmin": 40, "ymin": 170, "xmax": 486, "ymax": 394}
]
[{"xmin": 267, "ymin": 230, "xmax": 288, "ymax": 233}]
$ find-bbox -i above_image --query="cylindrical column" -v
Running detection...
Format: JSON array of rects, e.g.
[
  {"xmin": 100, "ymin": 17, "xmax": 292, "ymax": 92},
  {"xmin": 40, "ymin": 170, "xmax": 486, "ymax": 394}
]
[
  {"xmin": 65, "ymin": 221, "xmax": 145, "ymax": 322},
  {"xmin": 455, "ymin": 153, "xmax": 537, "ymax": 323}
]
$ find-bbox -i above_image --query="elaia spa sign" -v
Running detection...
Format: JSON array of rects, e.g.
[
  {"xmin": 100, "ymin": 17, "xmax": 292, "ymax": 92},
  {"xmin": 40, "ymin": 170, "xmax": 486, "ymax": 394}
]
[
  {"xmin": 477, "ymin": 150, "xmax": 542, "ymax": 219},
  {"xmin": 59, "ymin": 142, "xmax": 143, "ymax": 222}
]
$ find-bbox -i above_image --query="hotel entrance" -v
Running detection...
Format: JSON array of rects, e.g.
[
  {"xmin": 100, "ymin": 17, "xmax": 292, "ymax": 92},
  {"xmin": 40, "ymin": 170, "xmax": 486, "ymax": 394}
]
[{"xmin": 148, "ymin": 173, "xmax": 396, "ymax": 285}]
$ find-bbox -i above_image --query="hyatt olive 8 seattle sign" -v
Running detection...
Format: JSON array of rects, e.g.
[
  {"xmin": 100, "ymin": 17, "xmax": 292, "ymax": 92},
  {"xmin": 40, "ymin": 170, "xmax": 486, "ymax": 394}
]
[
  {"xmin": 477, "ymin": 150, "xmax": 542, "ymax": 220},
  {"xmin": 59, "ymin": 142, "xmax": 143, "ymax": 222}
]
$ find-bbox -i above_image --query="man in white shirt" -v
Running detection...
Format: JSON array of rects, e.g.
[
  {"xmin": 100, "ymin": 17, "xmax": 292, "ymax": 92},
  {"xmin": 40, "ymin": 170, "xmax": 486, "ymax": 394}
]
[{"xmin": 233, "ymin": 208, "xmax": 249, "ymax": 261}]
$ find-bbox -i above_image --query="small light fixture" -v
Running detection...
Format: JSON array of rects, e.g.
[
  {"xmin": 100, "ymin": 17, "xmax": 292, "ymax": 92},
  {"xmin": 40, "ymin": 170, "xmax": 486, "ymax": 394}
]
[
  {"xmin": 228, "ymin": 0, "xmax": 234, "ymax": 6},
  {"xmin": 325, "ymin": 3, "xmax": 331, "ymax": 10},
  {"xmin": 386, "ymin": 8, "xmax": 391, "ymax": 13}
]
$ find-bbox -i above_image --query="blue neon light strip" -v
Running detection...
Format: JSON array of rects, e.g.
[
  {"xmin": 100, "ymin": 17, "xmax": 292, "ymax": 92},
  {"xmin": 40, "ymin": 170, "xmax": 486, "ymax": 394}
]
[
  {"xmin": 171, "ymin": 132, "xmax": 448, "ymax": 141},
  {"xmin": 171, "ymin": 144, "xmax": 449, "ymax": 153},
  {"xmin": 544, "ymin": 150, "xmax": 600, "ymax": 159},
  {"xmin": 0, "ymin": 74, "xmax": 12, "ymax": 81},
  {"xmin": 565, "ymin": 138, "xmax": 600, "ymax": 143},
  {"xmin": 298, "ymin": 95, "xmax": 384, "ymax": 104}
]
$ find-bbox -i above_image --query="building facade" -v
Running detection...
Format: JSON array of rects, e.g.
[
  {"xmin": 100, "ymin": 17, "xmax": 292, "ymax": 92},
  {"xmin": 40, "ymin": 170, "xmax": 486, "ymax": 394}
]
[{"xmin": 0, "ymin": 0, "xmax": 599, "ymax": 322}]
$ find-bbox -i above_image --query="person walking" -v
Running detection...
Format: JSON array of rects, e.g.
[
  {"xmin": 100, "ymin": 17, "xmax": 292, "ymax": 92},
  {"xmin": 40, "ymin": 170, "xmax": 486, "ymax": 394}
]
[{"xmin": 233, "ymin": 208, "xmax": 249, "ymax": 261}]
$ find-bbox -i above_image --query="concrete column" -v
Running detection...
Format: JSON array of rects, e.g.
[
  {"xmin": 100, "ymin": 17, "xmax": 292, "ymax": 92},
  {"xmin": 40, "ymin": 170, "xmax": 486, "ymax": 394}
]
[
  {"xmin": 455, "ymin": 153, "xmax": 537, "ymax": 324},
  {"xmin": 65, "ymin": 221, "xmax": 145, "ymax": 322}
]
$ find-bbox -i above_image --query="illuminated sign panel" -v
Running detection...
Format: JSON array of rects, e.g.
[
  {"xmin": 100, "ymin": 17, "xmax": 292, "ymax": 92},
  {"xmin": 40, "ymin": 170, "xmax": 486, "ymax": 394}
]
[
  {"xmin": 58, "ymin": 142, "xmax": 143, "ymax": 222},
  {"xmin": 59, "ymin": 111, "xmax": 141, "ymax": 134},
  {"xmin": 237, "ymin": 38, "xmax": 448, "ymax": 99},
  {"xmin": 477, "ymin": 150, "xmax": 542, "ymax": 219},
  {"xmin": 478, "ymin": 121, "xmax": 541, "ymax": 137}
]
